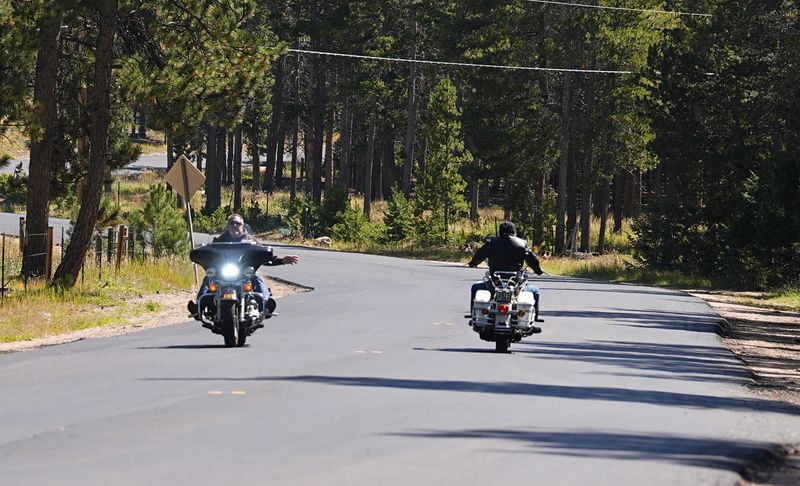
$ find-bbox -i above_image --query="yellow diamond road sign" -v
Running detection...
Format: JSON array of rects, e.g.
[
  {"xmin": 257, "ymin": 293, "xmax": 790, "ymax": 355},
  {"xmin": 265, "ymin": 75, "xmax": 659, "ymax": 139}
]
[{"xmin": 165, "ymin": 154, "xmax": 205, "ymax": 201}]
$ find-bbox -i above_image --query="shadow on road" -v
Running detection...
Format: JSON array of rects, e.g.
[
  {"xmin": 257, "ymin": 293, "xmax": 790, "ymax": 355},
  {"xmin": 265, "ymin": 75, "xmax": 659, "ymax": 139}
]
[
  {"xmin": 548, "ymin": 308, "xmax": 723, "ymax": 333},
  {"xmin": 136, "ymin": 344, "xmax": 242, "ymax": 350},
  {"xmin": 544, "ymin": 286, "xmax": 684, "ymax": 297},
  {"xmin": 513, "ymin": 340, "xmax": 748, "ymax": 384},
  {"xmin": 413, "ymin": 347, "xmax": 498, "ymax": 354},
  {"xmin": 388, "ymin": 428, "xmax": 772, "ymax": 472},
  {"xmin": 142, "ymin": 374, "xmax": 800, "ymax": 416}
]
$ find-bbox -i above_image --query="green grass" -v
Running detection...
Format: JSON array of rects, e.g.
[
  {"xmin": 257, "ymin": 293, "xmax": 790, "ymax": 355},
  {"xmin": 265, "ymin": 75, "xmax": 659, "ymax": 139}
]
[
  {"xmin": 733, "ymin": 287, "xmax": 800, "ymax": 312},
  {"xmin": 541, "ymin": 254, "xmax": 713, "ymax": 289}
]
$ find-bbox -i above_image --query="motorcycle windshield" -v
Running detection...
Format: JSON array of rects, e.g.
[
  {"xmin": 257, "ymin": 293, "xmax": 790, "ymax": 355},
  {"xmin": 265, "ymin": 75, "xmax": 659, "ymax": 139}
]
[{"xmin": 189, "ymin": 242, "xmax": 273, "ymax": 270}]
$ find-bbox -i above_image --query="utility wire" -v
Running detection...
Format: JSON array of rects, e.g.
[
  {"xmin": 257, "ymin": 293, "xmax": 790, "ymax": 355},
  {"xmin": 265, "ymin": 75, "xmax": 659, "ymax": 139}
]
[
  {"xmin": 524, "ymin": 0, "xmax": 712, "ymax": 17},
  {"xmin": 287, "ymin": 48, "xmax": 633, "ymax": 75}
]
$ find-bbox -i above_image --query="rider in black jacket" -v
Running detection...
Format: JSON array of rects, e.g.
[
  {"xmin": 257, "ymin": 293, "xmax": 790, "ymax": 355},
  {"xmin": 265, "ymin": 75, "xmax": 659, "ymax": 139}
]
[{"xmin": 468, "ymin": 221, "xmax": 544, "ymax": 331}]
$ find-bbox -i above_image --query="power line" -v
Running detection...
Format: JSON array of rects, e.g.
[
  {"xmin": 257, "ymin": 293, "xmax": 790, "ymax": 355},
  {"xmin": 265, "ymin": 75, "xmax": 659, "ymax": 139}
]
[
  {"xmin": 524, "ymin": 0, "xmax": 712, "ymax": 17},
  {"xmin": 287, "ymin": 48, "xmax": 632, "ymax": 75}
]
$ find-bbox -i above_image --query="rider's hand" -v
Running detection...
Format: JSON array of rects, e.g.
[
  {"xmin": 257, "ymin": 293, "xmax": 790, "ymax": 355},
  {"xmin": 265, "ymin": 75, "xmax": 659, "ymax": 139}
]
[
  {"xmin": 535, "ymin": 268, "xmax": 544, "ymax": 276},
  {"xmin": 282, "ymin": 255, "xmax": 300, "ymax": 265}
]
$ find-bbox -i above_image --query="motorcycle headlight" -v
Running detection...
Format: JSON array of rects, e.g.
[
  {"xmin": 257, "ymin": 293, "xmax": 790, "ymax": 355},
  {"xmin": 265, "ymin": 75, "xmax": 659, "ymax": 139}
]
[
  {"xmin": 221, "ymin": 264, "xmax": 241, "ymax": 280},
  {"xmin": 243, "ymin": 266, "xmax": 255, "ymax": 278}
]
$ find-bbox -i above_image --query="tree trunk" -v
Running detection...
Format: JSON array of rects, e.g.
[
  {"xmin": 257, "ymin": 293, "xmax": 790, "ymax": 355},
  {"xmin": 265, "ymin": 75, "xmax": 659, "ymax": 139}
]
[
  {"xmin": 290, "ymin": 117, "xmax": 298, "ymax": 202},
  {"xmin": 204, "ymin": 126, "xmax": 221, "ymax": 213},
  {"xmin": 374, "ymin": 124, "xmax": 385, "ymax": 201},
  {"xmin": 403, "ymin": 62, "xmax": 418, "ymax": 198},
  {"xmin": 354, "ymin": 121, "xmax": 365, "ymax": 193},
  {"xmin": 311, "ymin": 54, "xmax": 325, "ymax": 205},
  {"xmin": 533, "ymin": 174, "xmax": 546, "ymax": 248},
  {"xmin": 23, "ymin": 7, "xmax": 63, "ymax": 279},
  {"xmin": 597, "ymin": 178, "xmax": 610, "ymax": 254},
  {"xmin": 555, "ymin": 72, "xmax": 572, "ymax": 254},
  {"xmin": 275, "ymin": 123, "xmax": 286, "ymax": 189},
  {"xmin": 470, "ymin": 176, "xmax": 479, "ymax": 222},
  {"xmin": 363, "ymin": 118, "xmax": 376, "ymax": 217},
  {"xmin": 233, "ymin": 125, "xmax": 243, "ymax": 212},
  {"xmin": 264, "ymin": 59, "xmax": 285, "ymax": 193},
  {"xmin": 613, "ymin": 169, "xmax": 624, "ymax": 233},
  {"xmin": 324, "ymin": 107, "xmax": 334, "ymax": 190},
  {"xmin": 137, "ymin": 107, "xmax": 147, "ymax": 139},
  {"xmin": 339, "ymin": 107, "xmax": 352, "ymax": 190},
  {"xmin": 216, "ymin": 129, "xmax": 226, "ymax": 204},
  {"xmin": 566, "ymin": 141, "xmax": 578, "ymax": 254},
  {"xmin": 54, "ymin": 0, "xmax": 118, "ymax": 285},
  {"xmin": 382, "ymin": 124, "xmax": 395, "ymax": 199},
  {"xmin": 226, "ymin": 129, "xmax": 234, "ymax": 186},
  {"xmin": 624, "ymin": 170, "xmax": 635, "ymax": 219},
  {"xmin": 303, "ymin": 125, "xmax": 312, "ymax": 194},
  {"xmin": 250, "ymin": 129, "xmax": 260, "ymax": 191},
  {"xmin": 579, "ymin": 74, "xmax": 596, "ymax": 253},
  {"xmin": 633, "ymin": 168, "xmax": 643, "ymax": 217}
]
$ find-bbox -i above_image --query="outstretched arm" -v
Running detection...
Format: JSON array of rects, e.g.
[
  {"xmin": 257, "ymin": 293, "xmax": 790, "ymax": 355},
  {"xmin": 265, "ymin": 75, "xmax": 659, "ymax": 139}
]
[
  {"xmin": 525, "ymin": 248, "xmax": 544, "ymax": 275},
  {"xmin": 281, "ymin": 255, "xmax": 300, "ymax": 265},
  {"xmin": 468, "ymin": 241, "xmax": 491, "ymax": 268}
]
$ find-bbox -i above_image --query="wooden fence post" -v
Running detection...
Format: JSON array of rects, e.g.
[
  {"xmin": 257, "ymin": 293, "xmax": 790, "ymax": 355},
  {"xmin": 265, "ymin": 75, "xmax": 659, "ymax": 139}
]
[
  {"xmin": 45, "ymin": 226, "xmax": 54, "ymax": 282},
  {"xmin": 18, "ymin": 217, "xmax": 25, "ymax": 253},
  {"xmin": 107, "ymin": 228, "xmax": 114, "ymax": 263},
  {"xmin": 115, "ymin": 225, "xmax": 127, "ymax": 274}
]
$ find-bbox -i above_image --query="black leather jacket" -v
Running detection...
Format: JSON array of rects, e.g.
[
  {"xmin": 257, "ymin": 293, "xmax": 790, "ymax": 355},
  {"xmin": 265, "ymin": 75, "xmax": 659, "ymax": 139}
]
[
  {"xmin": 468, "ymin": 235, "xmax": 543, "ymax": 274},
  {"xmin": 212, "ymin": 231, "xmax": 284, "ymax": 266}
]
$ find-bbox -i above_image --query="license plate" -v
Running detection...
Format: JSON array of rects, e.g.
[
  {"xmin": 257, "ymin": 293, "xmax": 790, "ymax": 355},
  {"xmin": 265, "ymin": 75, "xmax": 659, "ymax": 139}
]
[{"xmin": 495, "ymin": 290, "xmax": 512, "ymax": 302}]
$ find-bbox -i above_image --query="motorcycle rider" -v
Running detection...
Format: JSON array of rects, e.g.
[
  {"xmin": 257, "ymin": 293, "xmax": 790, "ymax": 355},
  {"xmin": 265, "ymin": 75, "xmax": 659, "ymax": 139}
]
[
  {"xmin": 187, "ymin": 213, "xmax": 299, "ymax": 320},
  {"xmin": 468, "ymin": 221, "xmax": 545, "ymax": 332}
]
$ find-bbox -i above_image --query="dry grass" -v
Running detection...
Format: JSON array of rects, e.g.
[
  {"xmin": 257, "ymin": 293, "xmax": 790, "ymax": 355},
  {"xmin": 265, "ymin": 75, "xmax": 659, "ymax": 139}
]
[
  {"xmin": 0, "ymin": 127, "xmax": 28, "ymax": 159},
  {"xmin": 732, "ymin": 287, "xmax": 800, "ymax": 312},
  {"xmin": 0, "ymin": 256, "xmax": 193, "ymax": 343},
  {"xmin": 132, "ymin": 130, "xmax": 167, "ymax": 155},
  {"xmin": 541, "ymin": 254, "xmax": 713, "ymax": 289}
]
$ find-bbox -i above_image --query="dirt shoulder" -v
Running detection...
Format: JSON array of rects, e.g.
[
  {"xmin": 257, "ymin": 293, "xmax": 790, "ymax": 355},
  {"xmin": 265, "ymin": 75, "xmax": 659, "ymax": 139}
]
[
  {"xmin": 0, "ymin": 277, "xmax": 310, "ymax": 354},
  {"xmin": 688, "ymin": 290, "xmax": 800, "ymax": 485}
]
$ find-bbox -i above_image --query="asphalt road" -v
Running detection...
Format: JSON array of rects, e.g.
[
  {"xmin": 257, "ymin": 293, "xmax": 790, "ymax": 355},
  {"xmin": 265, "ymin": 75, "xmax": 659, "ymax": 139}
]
[
  {"xmin": 1, "ymin": 154, "xmax": 170, "ymax": 175},
  {"xmin": 1, "ymin": 244, "xmax": 799, "ymax": 485},
  {"xmin": 0, "ymin": 212, "xmax": 214, "ymax": 246}
]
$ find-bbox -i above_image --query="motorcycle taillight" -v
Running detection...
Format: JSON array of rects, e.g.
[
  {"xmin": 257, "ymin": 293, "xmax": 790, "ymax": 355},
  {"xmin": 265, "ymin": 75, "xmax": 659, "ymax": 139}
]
[{"xmin": 498, "ymin": 304, "xmax": 510, "ymax": 315}]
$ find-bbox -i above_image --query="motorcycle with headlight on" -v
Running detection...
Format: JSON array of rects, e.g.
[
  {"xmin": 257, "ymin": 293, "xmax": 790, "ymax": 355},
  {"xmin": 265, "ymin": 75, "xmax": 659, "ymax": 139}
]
[
  {"xmin": 470, "ymin": 271, "xmax": 539, "ymax": 353},
  {"xmin": 189, "ymin": 242, "xmax": 278, "ymax": 347}
]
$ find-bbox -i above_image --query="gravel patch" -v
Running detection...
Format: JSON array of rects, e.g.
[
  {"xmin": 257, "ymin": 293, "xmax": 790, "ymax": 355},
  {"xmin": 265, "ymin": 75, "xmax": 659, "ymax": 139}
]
[{"xmin": 689, "ymin": 291, "xmax": 800, "ymax": 485}]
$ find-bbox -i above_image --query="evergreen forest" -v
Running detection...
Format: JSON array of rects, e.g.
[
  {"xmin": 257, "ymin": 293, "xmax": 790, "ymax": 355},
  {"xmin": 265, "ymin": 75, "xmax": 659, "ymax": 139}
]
[{"xmin": 1, "ymin": 0, "xmax": 798, "ymax": 289}]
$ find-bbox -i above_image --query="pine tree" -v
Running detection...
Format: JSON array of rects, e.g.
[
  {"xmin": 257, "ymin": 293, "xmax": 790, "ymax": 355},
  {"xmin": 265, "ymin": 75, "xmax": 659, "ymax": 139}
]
[
  {"xmin": 384, "ymin": 186, "xmax": 415, "ymax": 242},
  {"xmin": 415, "ymin": 78, "xmax": 470, "ymax": 243}
]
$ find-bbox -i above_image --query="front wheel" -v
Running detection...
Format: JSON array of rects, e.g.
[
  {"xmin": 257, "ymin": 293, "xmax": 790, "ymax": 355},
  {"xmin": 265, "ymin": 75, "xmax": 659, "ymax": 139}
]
[
  {"xmin": 495, "ymin": 337, "xmax": 510, "ymax": 353},
  {"xmin": 221, "ymin": 301, "xmax": 238, "ymax": 347},
  {"xmin": 237, "ymin": 322, "xmax": 247, "ymax": 347}
]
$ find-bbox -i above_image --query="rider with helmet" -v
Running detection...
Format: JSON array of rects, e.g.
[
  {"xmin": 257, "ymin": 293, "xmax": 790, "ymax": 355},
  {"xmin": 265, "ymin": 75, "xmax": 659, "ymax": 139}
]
[{"xmin": 468, "ymin": 221, "xmax": 544, "ymax": 332}]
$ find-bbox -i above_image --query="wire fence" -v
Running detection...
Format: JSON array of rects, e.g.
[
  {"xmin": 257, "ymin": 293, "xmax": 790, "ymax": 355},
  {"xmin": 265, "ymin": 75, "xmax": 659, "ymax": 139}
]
[{"xmin": 1, "ymin": 219, "xmax": 157, "ymax": 307}]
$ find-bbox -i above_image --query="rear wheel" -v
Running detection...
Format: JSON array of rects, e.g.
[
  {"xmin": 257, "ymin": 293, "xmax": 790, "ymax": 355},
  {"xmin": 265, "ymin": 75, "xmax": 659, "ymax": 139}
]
[
  {"xmin": 495, "ymin": 337, "xmax": 510, "ymax": 353},
  {"xmin": 221, "ymin": 301, "xmax": 237, "ymax": 347}
]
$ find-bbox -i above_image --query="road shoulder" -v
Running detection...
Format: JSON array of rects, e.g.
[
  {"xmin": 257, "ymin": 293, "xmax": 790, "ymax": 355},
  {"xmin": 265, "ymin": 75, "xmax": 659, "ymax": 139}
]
[
  {"xmin": 0, "ymin": 278, "xmax": 309, "ymax": 354},
  {"xmin": 689, "ymin": 290, "xmax": 800, "ymax": 485}
]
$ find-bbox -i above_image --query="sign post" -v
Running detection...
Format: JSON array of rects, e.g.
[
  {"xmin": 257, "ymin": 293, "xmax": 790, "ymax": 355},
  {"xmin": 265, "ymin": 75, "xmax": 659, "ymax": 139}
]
[{"xmin": 165, "ymin": 154, "xmax": 205, "ymax": 285}]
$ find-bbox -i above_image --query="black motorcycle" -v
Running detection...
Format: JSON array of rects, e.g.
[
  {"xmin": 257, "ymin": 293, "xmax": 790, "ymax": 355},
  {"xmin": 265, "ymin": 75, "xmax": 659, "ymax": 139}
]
[{"xmin": 190, "ymin": 242, "xmax": 276, "ymax": 347}]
